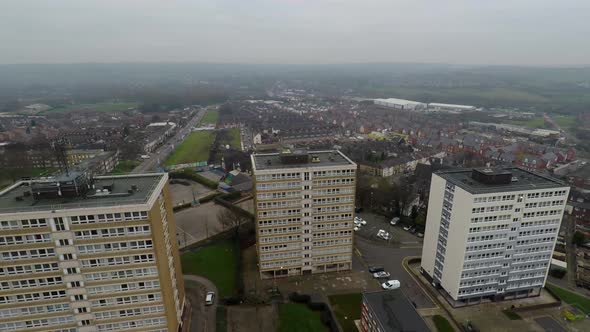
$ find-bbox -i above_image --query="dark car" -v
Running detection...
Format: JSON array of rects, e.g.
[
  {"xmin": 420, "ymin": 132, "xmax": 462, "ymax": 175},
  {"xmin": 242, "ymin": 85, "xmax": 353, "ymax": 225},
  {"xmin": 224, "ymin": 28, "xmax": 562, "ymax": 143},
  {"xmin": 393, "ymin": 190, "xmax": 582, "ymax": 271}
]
[
  {"xmin": 410, "ymin": 227, "xmax": 417, "ymax": 234},
  {"xmin": 355, "ymin": 207, "xmax": 363, "ymax": 213},
  {"xmin": 368, "ymin": 266, "xmax": 384, "ymax": 273}
]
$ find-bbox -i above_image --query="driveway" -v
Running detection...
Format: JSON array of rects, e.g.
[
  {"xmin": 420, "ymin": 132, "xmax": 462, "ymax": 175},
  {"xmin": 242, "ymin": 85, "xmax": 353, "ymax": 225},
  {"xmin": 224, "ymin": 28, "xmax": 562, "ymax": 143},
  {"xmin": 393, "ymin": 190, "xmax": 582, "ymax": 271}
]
[
  {"xmin": 355, "ymin": 236, "xmax": 435, "ymax": 309},
  {"xmin": 184, "ymin": 274, "xmax": 218, "ymax": 332}
]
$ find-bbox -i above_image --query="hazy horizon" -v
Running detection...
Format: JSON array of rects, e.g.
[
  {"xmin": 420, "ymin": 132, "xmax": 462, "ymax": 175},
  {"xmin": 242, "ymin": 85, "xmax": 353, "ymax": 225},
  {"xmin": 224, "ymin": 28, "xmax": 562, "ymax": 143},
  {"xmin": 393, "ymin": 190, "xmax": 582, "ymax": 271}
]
[{"xmin": 2, "ymin": 0, "xmax": 589, "ymax": 66}]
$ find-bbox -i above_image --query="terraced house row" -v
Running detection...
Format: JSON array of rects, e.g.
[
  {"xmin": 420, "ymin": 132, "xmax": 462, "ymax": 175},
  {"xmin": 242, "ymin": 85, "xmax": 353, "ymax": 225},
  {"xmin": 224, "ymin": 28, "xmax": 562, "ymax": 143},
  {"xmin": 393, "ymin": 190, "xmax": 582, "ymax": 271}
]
[
  {"xmin": 0, "ymin": 172, "xmax": 186, "ymax": 332},
  {"xmin": 252, "ymin": 150, "xmax": 357, "ymax": 279}
]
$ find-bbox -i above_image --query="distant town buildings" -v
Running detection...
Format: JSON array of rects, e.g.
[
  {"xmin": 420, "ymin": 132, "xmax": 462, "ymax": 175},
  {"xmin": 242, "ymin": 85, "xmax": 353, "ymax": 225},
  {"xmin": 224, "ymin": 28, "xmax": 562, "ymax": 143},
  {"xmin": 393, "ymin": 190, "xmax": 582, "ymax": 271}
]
[
  {"xmin": 374, "ymin": 98, "xmax": 426, "ymax": 111},
  {"xmin": 252, "ymin": 150, "xmax": 356, "ymax": 278},
  {"xmin": 421, "ymin": 167, "xmax": 569, "ymax": 306}
]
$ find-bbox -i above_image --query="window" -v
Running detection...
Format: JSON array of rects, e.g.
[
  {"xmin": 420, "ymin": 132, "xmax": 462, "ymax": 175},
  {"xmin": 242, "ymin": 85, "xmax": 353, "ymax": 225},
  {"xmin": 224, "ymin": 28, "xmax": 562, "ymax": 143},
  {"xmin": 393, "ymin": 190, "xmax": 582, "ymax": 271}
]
[
  {"xmin": 54, "ymin": 217, "xmax": 66, "ymax": 231},
  {"xmin": 65, "ymin": 268, "xmax": 78, "ymax": 275},
  {"xmin": 62, "ymin": 253, "xmax": 74, "ymax": 260},
  {"xmin": 77, "ymin": 307, "xmax": 88, "ymax": 313},
  {"xmin": 304, "ymin": 185, "xmax": 310, "ymax": 190},
  {"xmin": 80, "ymin": 320, "xmax": 91, "ymax": 326},
  {"xmin": 73, "ymin": 295, "xmax": 85, "ymax": 301},
  {"xmin": 58, "ymin": 239, "xmax": 71, "ymax": 246}
]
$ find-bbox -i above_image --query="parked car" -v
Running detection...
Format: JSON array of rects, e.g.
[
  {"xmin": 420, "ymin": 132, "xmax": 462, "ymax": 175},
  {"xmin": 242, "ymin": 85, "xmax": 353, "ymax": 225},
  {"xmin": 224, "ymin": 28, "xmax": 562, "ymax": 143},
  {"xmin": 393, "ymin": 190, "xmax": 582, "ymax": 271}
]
[
  {"xmin": 390, "ymin": 217, "xmax": 400, "ymax": 226},
  {"xmin": 205, "ymin": 291, "xmax": 215, "ymax": 305},
  {"xmin": 403, "ymin": 225, "xmax": 411, "ymax": 231},
  {"xmin": 410, "ymin": 227, "xmax": 417, "ymax": 234},
  {"xmin": 377, "ymin": 229, "xmax": 390, "ymax": 240},
  {"xmin": 373, "ymin": 271, "xmax": 391, "ymax": 279},
  {"xmin": 354, "ymin": 226, "xmax": 360, "ymax": 232},
  {"xmin": 417, "ymin": 232, "xmax": 424, "ymax": 238},
  {"xmin": 359, "ymin": 219, "xmax": 367, "ymax": 225},
  {"xmin": 368, "ymin": 266, "xmax": 384, "ymax": 273},
  {"xmin": 381, "ymin": 280, "xmax": 401, "ymax": 290}
]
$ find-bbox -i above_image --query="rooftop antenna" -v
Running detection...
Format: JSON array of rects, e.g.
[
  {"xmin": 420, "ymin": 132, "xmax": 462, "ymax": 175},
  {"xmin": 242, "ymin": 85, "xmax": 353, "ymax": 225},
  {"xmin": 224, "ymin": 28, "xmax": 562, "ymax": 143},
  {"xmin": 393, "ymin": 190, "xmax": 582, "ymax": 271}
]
[{"xmin": 51, "ymin": 139, "xmax": 70, "ymax": 176}]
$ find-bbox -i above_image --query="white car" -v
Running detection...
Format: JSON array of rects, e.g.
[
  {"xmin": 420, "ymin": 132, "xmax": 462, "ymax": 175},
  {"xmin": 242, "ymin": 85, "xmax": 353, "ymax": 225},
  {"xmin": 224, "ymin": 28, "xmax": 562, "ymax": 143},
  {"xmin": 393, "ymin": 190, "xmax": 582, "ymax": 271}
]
[
  {"xmin": 359, "ymin": 219, "xmax": 367, "ymax": 225},
  {"xmin": 381, "ymin": 280, "xmax": 401, "ymax": 290},
  {"xmin": 377, "ymin": 229, "xmax": 390, "ymax": 240},
  {"xmin": 354, "ymin": 226, "xmax": 360, "ymax": 231},
  {"xmin": 403, "ymin": 225, "xmax": 411, "ymax": 231},
  {"xmin": 205, "ymin": 291, "xmax": 215, "ymax": 305},
  {"xmin": 373, "ymin": 271, "xmax": 391, "ymax": 278},
  {"xmin": 390, "ymin": 217, "xmax": 400, "ymax": 225}
]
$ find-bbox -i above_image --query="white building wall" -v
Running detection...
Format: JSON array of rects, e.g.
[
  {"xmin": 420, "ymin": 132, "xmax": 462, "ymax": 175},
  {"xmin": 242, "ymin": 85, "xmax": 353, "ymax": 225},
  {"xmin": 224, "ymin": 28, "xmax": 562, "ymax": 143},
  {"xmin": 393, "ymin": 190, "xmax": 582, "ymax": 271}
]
[{"xmin": 421, "ymin": 174, "xmax": 445, "ymax": 277}]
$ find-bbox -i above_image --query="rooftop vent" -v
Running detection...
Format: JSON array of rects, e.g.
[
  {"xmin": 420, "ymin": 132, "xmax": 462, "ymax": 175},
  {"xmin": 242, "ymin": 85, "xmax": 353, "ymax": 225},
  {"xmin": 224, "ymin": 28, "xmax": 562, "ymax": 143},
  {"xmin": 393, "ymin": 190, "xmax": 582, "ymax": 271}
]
[
  {"xmin": 511, "ymin": 176, "xmax": 519, "ymax": 182},
  {"xmin": 311, "ymin": 155, "xmax": 320, "ymax": 163}
]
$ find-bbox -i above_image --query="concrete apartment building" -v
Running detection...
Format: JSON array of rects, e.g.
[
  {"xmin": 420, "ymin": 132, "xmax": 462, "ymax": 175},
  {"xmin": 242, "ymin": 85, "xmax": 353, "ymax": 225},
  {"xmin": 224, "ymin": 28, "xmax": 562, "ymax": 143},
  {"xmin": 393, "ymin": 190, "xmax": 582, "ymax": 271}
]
[
  {"xmin": 421, "ymin": 167, "xmax": 569, "ymax": 306},
  {"xmin": 0, "ymin": 172, "xmax": 186, "ymax": 332},
  {"xmin": 252, "ymin": 150, "xmax": 357, "ymax": 279}
]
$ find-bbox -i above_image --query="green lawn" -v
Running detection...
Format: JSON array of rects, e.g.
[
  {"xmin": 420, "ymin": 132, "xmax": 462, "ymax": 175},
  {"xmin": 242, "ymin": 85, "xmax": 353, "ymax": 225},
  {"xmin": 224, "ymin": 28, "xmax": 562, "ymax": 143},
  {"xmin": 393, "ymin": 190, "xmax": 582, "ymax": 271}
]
[
  {"xmin": 432, "ymin": 315, "xmax": 454, "ymax": 332},
  {"xmin": 328, "ymin": 293, "xmax": 362, "ymax": 332},
  {"xmin": 220, "ymin": 128, "xmax": 241, "ymax": 150},
  {"xmin": 546, "ymin": 284, "xmax": 590, "ymax": 314},
  {"xmin": 554, "ymin": 115, "xmax": 577, "ymax": 129},
  {"xmin": 278, "ymin": 304, "xmax": 327, "ymax": 332},
  {"xmin": 110, "ymin": 160, "xmax": 140, "ymax": 175},
  {"xmin": 507, "ymin": 117, "xmax": 546, "ymax": 129},
  {"xmin": 502, "ymin": 309, "xmax": 522, "ymax": 320},
  {"xmin": 181, "ymin": 240, "xmax": 237, "ymax": 297},
  {"xmin": 165, "ymin": 131, "xmax": 216, "ymax": 166},
  {"xmin": 199, "ymin": 110, "xmax": 219, "ymax": 125},
  {"xmin": 45, "ymin": 102, "xmax": 140, "ymax": 113}
]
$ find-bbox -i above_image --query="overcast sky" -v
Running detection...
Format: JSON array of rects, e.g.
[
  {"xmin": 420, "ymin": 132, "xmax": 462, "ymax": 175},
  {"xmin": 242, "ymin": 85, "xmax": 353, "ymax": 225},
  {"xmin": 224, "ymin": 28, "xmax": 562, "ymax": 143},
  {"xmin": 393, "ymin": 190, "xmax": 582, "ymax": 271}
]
[{"xmin": 1, "ymin": 0, "xmax": 589, "ymax": 66}]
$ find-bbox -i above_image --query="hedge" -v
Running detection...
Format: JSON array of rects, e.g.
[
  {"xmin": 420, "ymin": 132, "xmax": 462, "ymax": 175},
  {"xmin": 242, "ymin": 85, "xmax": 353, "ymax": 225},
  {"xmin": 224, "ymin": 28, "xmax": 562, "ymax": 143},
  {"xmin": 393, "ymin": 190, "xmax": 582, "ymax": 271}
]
[{"xmin": 288, "ymin": 292, "xmax": 338, "ymax": 332}]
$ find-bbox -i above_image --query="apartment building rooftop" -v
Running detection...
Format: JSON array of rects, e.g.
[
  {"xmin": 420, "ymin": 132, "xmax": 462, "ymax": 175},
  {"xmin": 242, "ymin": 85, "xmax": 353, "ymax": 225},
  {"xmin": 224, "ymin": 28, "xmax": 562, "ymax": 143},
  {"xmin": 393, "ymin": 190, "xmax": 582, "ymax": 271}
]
[
  {"xmin": 437, "ymin": 167, "xmax": 565, "ymax": 194},
  {"xmin": 252, "ymin": 150, "xmax": 355, "ymax": 171},
  {"xmin": 363, "ymin": 290, "xmax": 430, "ymax": 332},
  {"xmin": 0, "ymin": 173, "xmax": 165, "ymax": 214}
]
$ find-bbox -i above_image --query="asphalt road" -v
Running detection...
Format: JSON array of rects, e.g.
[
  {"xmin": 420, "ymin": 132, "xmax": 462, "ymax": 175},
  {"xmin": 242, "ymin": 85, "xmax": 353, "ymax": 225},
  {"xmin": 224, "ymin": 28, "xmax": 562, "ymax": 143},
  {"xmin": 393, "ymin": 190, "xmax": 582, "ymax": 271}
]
[
  {"xmin": 355, "ymin": 236, "xmax": 435, "ymax": 309},
  {"xmin": 184, "ymin": 274, "xmax": 218, "ymax": 332},
  {"xmin": 132, "ymin": 107, "xmax": 209, "ymax": 173},
  {"xmin": 534, "ymin": 316, "xmax": 566, "ymax": 332}
]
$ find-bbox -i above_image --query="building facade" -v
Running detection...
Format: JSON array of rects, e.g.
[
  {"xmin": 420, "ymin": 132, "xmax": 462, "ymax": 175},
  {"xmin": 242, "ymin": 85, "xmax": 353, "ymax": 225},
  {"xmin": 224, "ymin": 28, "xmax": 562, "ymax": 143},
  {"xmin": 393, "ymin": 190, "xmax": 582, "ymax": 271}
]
[
  {"xmin": 252, "ymin": 150, "xmax": 357, "ymax": 279},
  {"xmin": 421, "ymin": 168, "xmax": 569, "ymax": 306},
  {"xmin": 0, "ymin": 173, "xmax": 186, "ymax": 332}
]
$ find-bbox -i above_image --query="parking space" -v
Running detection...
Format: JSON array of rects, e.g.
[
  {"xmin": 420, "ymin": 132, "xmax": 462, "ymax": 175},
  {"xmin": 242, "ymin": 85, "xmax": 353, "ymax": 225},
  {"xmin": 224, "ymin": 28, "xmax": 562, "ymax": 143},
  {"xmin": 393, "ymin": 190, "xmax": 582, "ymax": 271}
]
[
  {"xmin": 354, "ymin": 212, "xmax": 422, "ymax": 247},
  {"xmin": 354, "ymin": 237, "xmax": 435, "ymax": 309}
]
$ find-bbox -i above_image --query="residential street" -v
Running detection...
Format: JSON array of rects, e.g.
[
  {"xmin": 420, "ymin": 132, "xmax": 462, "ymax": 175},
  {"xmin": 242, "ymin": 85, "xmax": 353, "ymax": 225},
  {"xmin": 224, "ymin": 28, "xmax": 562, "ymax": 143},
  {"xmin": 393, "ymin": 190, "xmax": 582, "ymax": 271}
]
[{"xmin": 184, "ymin": 274, "xmax": 218, "ymax": 332}]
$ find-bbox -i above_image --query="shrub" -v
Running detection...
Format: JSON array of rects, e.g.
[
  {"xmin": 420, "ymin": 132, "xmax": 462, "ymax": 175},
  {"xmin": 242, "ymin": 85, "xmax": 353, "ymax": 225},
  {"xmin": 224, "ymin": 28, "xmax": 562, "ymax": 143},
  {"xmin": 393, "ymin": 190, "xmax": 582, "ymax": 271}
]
[
  {"xmin": 289, "ymin": 292, "xmax": 311, "ymax": 304},
  {"xmin": 549, "ymin": 268, "xmax": 566, "ymax": 279},
  {"xmin": 222, "ymin": 296, "xmax": 242, "ymax": 305},
  {"xmin": 502, "ymin": 309, "xmax": 522, "ymax": 320},
  {"xmin": 307, "ymin": 302, "xmax": 327, "ymax": 311}
]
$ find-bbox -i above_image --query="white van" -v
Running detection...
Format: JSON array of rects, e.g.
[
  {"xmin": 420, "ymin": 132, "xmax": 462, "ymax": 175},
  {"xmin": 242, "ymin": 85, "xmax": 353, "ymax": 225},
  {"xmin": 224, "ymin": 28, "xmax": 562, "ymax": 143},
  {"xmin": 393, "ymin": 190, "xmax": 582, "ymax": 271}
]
[
  {"xmin": 205, "ymin": 291, "xmax": 215, "ymax": 305},
  {"xmin": 381, "ymin": 280, "xmax": 401, "ymax": 290}
]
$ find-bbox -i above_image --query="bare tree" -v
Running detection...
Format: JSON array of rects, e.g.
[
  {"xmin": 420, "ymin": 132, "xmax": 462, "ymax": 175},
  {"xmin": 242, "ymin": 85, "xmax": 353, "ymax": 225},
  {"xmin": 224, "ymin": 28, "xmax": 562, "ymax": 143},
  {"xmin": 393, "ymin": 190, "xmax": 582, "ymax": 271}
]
[{"xmin": 217, "ymin": 208, "xmax": 249, "ymax": 237}]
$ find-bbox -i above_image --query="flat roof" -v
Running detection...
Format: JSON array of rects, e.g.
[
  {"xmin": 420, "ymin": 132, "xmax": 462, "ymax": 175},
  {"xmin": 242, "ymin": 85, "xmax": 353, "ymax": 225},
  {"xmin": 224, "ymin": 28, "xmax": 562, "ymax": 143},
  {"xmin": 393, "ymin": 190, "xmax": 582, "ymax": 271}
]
[
  {"xmin": 252, "ymin": 150, "xmax": 355, "ymax": 171},
  {"xmin": 436, "ymin": 167, "xmax": 567, "ymax": 194},
  {"xmin": 428, "ymin": 102, "xmax": 476, "ymax": 109},
  {"xmin": 363, "ymin": 290, "xmax": 431, "ymax": 332},
  {"xmin": 375, "ymin": 98, "xmax": 424, "ymax": 105},
  {"xmin": 0, "ymin": 173, "xmax": 165, "ymax": 214}
]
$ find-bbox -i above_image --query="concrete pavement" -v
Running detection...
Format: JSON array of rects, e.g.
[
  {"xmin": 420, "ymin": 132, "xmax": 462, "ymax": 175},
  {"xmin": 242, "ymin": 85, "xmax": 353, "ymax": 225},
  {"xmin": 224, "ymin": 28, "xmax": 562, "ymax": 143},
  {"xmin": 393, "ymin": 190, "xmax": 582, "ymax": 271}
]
[{"xmin": 184, "ymin": 274, "xmax": 218, "ymax": 332}]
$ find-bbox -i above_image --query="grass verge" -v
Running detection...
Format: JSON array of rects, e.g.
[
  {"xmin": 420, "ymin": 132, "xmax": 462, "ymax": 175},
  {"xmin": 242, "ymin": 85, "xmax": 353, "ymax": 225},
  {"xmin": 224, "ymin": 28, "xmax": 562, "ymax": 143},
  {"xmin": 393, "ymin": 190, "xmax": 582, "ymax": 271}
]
[
  {"xmin": 278, "ymin": 303, "xmax": 327, "ymax": 332},
  {"xmin": 328, "ymin": 293, "xmax": 362, "ymax": 332},
  {"xmin": 546, "ymin": 284, "xmax": 590, "ymax": 314},
  {"xmin": 165, "ymin": 131, "xmax": 215, "ymax": 165},
  {"xmin": 502, "ymin": 309, "xmax": 522, "ymax": 320},
  {"xmin": 433, "ymin": 315, "xmax": 454, "ymax": 332},
  {"xmin": 110, "ymin": 160, "xmax": 140, "ymax": 175},
  {"xmin": 181, "ymin": 240, "xmax": 237, "ymax": 297}
]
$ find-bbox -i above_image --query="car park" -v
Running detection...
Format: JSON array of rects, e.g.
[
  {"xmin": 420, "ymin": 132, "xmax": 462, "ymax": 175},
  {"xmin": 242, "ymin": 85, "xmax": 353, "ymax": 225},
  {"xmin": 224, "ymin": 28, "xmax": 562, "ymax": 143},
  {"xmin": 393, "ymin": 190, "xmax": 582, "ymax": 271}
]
[
  {"xmin": 381, "ymin": 280, "xmax": 401, "ymax": 290},
  {"xmin": 373, "ymin": 271, "xmax": 391, "ymax": 279},
  {"xmin": 368, "ymin": 266, "xmax": 384, "ymax": 273},
  {"xmin": 359, "ymin": 219, "xmax": 367, "ymax": 225}
]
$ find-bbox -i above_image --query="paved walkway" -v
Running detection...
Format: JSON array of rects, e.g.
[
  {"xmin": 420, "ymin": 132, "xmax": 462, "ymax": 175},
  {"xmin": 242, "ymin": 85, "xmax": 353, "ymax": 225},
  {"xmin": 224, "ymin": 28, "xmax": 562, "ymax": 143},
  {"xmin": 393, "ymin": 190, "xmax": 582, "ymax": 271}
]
[{"xmin": 184, "ymin": 274, "xmax": 218, "ymax": 332}]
